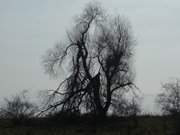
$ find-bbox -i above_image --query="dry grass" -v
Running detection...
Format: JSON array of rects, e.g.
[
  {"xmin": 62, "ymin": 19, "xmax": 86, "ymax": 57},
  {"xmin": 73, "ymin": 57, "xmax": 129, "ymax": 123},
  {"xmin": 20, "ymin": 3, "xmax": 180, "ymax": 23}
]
[{"xmin": 0, "ymin": 116, "xmax": 178, "ymax": 135}]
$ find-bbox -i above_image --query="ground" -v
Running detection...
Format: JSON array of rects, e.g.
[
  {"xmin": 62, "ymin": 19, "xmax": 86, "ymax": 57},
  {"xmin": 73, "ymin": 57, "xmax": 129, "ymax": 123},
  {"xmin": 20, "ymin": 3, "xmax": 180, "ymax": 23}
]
[{"xmin": 0, "ymin": 115, "xmax": 179, "ymax": 135}]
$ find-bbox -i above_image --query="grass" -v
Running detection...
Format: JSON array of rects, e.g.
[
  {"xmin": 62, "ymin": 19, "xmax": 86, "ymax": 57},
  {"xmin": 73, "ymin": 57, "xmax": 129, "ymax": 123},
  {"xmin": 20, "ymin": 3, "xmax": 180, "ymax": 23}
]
[{"xmin": 0, "ymin": 115, "xmax": 179, "ymax": 135}]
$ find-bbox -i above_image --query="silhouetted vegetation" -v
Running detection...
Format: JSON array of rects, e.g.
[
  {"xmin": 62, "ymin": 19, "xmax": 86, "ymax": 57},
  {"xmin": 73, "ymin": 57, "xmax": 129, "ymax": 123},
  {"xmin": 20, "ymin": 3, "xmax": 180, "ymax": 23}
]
[
  {"xmin": 156, "ymin": 79, "xmax": 180, "ymax": 134},
  {"xmin": 41, "ymin": 1, "xmax": 136, "ymax": 118},
  {"xmin": 0, "ymin": 1, "xmax": 180, "ymax": 135},
  {"xmin": 156, "ymin": 79, "xmax": 180, "ymax": 115},
  {"xmin": 0, "ymin": 90, "xmax": 38, "ymax": 125},
  {"xmin": 0, "ymin": 114, "xmax": 180, "ymax": 135}
]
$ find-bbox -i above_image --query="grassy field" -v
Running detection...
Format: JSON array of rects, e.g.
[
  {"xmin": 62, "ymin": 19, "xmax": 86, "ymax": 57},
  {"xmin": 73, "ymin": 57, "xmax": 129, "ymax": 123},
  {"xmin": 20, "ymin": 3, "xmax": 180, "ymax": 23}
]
[{"xmin": 0, "ymin": 115, "xmax": 179, "ymax": 135}]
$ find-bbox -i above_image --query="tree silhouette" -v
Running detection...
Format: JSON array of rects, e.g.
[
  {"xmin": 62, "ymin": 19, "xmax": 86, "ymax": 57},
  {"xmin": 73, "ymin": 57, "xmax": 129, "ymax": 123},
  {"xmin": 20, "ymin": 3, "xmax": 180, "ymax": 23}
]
[
  {"xmin": 42, "ymin": 2, "xmax": 136, "ymax": 116},
  {"xmin": 0, "ymin": 90, "xmax": 38, "ymax": 120},
  {"xmin": 157, "ymin": 79, "xmax": 180, "ymax": 115}
]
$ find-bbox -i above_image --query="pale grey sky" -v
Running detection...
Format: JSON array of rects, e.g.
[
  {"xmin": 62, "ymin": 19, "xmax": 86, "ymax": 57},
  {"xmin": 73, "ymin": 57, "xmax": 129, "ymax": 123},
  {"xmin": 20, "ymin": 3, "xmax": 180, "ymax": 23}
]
[{"xmin": 0, "ymin": 0, "xmax": 180, "ymax": 113}]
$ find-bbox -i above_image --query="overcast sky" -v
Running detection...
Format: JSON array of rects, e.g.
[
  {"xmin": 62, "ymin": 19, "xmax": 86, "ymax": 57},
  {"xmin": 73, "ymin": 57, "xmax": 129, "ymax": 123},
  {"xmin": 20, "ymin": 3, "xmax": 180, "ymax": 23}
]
[{"xmin": 0, "ymin": 0, "xmax": 180, "ymax": 113}]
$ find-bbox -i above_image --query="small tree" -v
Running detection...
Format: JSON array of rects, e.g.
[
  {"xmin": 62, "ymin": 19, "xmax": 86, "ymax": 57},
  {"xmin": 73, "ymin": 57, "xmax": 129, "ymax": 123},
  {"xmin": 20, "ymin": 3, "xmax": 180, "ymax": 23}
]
[
  {"xmin": 111, "ymin": 92, "xmax": 141, "ymax": 116},
  {"xmin": 156, "ymin": 79, "xmax": 180, "ymax": 115},
  {"xmin": 0, "ymin": 90, "xmax": 38, "ymax": 120}
]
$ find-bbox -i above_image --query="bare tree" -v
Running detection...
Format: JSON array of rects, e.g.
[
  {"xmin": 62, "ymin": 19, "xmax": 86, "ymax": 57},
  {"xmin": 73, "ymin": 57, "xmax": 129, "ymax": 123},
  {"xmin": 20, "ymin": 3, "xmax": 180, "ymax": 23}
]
[
  {"xmin": 0, "ymin": 90, "xmax": 38, "ymax": 119},
  {"xmin": 111, "ymin": 91, "xmax": 141, "ymax": 116},
  {"xmin": 156, "ymin": 79, "xmax": 180, "ymax": 115},
  {"xmin": 41, "ymin": 2, "xmax": 136, "ymax": 116}
]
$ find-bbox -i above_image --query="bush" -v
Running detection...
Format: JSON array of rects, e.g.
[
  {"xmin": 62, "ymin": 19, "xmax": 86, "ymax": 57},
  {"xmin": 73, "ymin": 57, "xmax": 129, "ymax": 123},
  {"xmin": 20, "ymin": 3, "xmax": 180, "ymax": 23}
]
[
  {"xmin": 156, "ymin": 79, "xmax": 180, "ymax": 115},
  {"xmin": 0, "ymin": 90, "xmax": 38, "ymax": 124}
]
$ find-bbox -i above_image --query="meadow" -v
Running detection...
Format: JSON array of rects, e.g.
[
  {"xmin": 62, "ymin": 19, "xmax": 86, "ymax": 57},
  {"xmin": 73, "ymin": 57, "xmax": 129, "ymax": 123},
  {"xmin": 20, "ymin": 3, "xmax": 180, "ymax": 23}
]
[{"xmin": 0, "ymin": 115, "xmax": 179, "ymax": 135}]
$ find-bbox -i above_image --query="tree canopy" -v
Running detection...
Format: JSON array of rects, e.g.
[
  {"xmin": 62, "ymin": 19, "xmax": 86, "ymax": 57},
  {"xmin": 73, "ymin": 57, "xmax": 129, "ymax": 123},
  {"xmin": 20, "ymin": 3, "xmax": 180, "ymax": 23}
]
[
  {"xmin": 157, "ymin": 79, "xmax": 180, "ymax": 115},
  {"xmin": 42, "ymin": 2, "xmax": 136, "ymax": 116}
]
